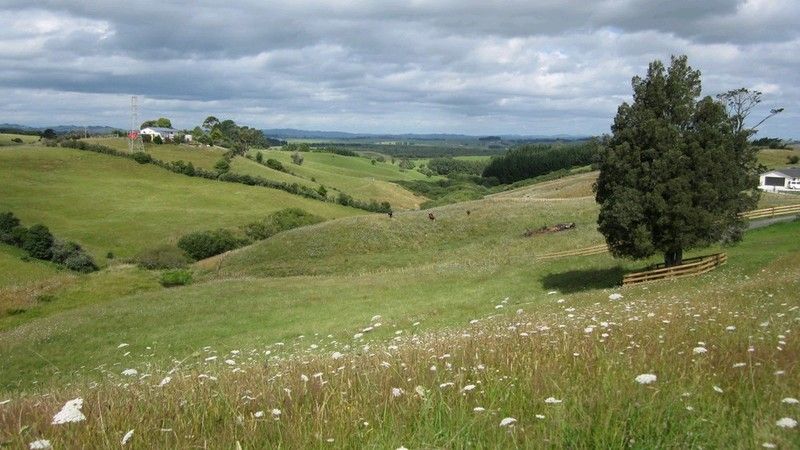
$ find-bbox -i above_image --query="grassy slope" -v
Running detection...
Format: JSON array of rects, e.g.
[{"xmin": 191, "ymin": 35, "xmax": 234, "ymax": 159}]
[
  {"xmin": 0, "ymin": 133, "xmax": 39, "ymax": 146},
  {"xmin": 0, "ymin": 245, "xmax": 62, "ymax": 288},
  {"xmin": 84, "ymin": 137, "xmax": 226, "ymax": 170},
  {"xmin": 758, "ymin": 147, "xmax": 800, "ymax": 170},
  {"xmin": 249, "ymin": 149, "xmax": 431, "ymax": 209},
  {"xmin": 0, "ymin": 222, "xmax": 798, "ymax": 448},
  {"xmin": 0, "ymin": 147, "xmax": 362, "ymax": 260}
]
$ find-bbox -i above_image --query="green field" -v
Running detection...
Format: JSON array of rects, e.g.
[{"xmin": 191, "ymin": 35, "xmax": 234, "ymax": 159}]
[
  {"xmin": 85, "ymin": 137, "xmax": 227, "ymax": 170},
  {"xmin": 0, "ymin": 133, "xmax": 39, "ymax": 146},
  {"xmin": 0, "ymin": 147, "xmax": 362, "ymax": 261},
  {"xmin": 758, "ymin": 147, "xmax": 800, "ymax": 169},
  {"xmin": 0, "ymin": 244, "xmax": 62, "ymax": 288}
]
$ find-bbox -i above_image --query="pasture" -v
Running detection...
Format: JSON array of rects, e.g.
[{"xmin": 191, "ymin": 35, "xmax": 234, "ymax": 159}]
[
  {"xmin": 0, "ymin": 133, "xmax": 39, "ymax": 146},
  {"xmin": 0, "ymin": 147, "xmax": 361, "ymax": 261}
]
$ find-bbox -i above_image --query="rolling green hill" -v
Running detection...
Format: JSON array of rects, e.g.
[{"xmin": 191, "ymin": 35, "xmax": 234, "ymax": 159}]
[
  {"xmin": 0, "ymin": 146, "xmax": 362, "ymax": 261},
  {"xmin": 0, "ymin": 133, "xmax": 39, "ymax": 146}
]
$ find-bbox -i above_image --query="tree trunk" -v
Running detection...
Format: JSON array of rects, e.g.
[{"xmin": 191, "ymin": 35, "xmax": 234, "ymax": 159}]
[{"xmin": 664, "ymin": 248, "xmax": 683, "ymax": 267}]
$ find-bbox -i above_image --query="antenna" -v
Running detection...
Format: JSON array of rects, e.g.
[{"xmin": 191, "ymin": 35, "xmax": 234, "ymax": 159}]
[{"xmin": 128, "ymin": 95, "xmax": 145, "ymax": 152}]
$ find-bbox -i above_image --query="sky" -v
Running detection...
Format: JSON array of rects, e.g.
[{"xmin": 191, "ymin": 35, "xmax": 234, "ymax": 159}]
[{"xmin": 0, "ymin": 1, "xmax": 797, "ymax": 137}]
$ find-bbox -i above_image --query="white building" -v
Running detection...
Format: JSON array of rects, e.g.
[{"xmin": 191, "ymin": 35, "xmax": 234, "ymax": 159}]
[
  {"xmin": 140, "ymin": 127, "xmax": 183, "ymax": 141},
  {"xmin": 759, "ymin": 168, "xmax": 800, "ymax": 191}
]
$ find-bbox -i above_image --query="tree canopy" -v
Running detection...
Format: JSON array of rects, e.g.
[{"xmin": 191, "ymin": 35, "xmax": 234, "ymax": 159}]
[
  {"xmin": 140, "ymin": 117, "xmax": 173, "ymax": 129},
  {"xmin": 594, "ymin": 55, "xmax": 760, "ymax": 267}
]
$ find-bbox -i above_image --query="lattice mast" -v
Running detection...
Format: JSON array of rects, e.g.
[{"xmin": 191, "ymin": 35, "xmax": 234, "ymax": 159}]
[{"xmin": 127, "ymin": 96, "xmax": 145, "ymax": 152}]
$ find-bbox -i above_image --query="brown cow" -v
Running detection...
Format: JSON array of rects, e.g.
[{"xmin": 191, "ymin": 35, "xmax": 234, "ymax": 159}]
[{"xmin": 428, "ymin": 212, "xmax": 436, "ymax": 221}]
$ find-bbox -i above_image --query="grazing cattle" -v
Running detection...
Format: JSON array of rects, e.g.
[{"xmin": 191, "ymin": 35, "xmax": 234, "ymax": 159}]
[
  {"xmin": 428, "ymin": 212, "xmax": 436, "ymax": 221},
  {"xmin": 387, "ymin": 211, "xmax": 393, "ymax": 219},
  {"xmin": 466, "ymin": 210, "xmax": 471, "ymax": 216}
]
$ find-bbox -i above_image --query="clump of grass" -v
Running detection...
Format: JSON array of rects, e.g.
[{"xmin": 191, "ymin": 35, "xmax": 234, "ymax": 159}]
[{"xmin": 159, "ymin": 269, "xmax": 192, "ymax": 287}]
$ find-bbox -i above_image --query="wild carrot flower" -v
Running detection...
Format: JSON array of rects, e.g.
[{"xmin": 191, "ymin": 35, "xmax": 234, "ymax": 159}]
[
  {"xmin": 635, "ymin": 374, "xmax": 657, "ymax": 384},
  {"xmin": 121, "ymin": 429, "xmax": 134, "ymax": 445},
  {"xmin": 29, "ymin": 440, "xmax": 52, "ymax": 449},
  {"xmin": 52, "ymin": 398, "xmax": 85, "ymax": 424},
  {"xmin": 776, "ymin": 417, "xmax": 797, "ymax": 428},
  {"xmin": 499, "ymin": 417, "xmax": 516, "ymax": 427}
]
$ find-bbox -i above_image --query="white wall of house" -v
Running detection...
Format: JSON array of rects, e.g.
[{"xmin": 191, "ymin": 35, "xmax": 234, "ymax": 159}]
[{"xmin": 759, "ymin": 170, "xmax": 800, "ymax": 191}]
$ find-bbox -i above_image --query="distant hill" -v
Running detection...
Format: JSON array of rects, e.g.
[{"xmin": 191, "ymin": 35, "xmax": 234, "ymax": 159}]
[
  {"xmin": 0, "ymin": 123, "xmax": 121, "ymax": 135},
  {"xmin": 262, "ymin": 128, "xmax": 591, "ymax": 141}
]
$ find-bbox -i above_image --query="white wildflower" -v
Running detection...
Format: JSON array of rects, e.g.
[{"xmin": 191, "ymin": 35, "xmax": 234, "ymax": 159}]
[
  {"xmin": 158, "ymin": 376, "xmax": 172, "ymax": 387},
  {"xmin": 535, "ymin": 414, "xmax": 545, "ymax": 419},
  {"xmin": 776, "ymin": 417, "xmax": 797, "ymax": 429},
  {"xmin": 371, "ymin": 315, "xmax": 381, "ymax": 322},
  {"xmin": 544, "ymin": 397, "xmax": 562, "ymax": 404},
  {"xmin": 225, "ymin": 359, "xmax": 236, "ymax": 365},
  {"xmin": 414, "ymin": 385, "xmax": 427, "ymax": 398},
  {"xmin": 608, "ymin": 293, "xmax": 623, "ymax": 301},
  {"xmin": 52, "ymin": 398, "xmax": 86, "ymax": 424},
  {"xmin": 469, "ymin": 319, "xmax": 479, "ymax": 324},
  {"xmin": 725, "ymin": 326, "xmax": 736, "ymax": 331},
  {"xmin": 391, "ymin": 388, "xmax": 404, "ymax": 398},
  {"xmin": 499, "ymin": 417, "xmax": 517, "ymax": 427},
  {"xmin": 121, "ymin": 429, "xmax": 134, "ymax": 446},
  {"xmin": 121, "ymin": 368, "xmax": 138, "ymax": 376},
  {"xmin": 439, "ymin": 382, "xmax": 454, "ymax": 388},
  {"xmin": 692, "ymin": 347, "xmax": 707, "ymax": 355},
  {"xmin": 635, "ymin": 374, "xmax": 657, "ymax": 385},
  {"xmin": 353, "ymin": 333, "xmax": 364, "ymax": 339},
  {"xmin": 204, "ymin": 356, "xmax": 217, "ymax": 362},
  {"xmin": 762, "ymin": 443, "xmax": 777, "ymax": 448},
  {"xmin": 254, "ymin": 411, "xmax": 265, "ymax": 418},
  {"xmin": 462, "ymin": 384, "xmax": 476, "ymax": 392},
  {"xmin": 473, "ymin": 407, "xmax": 485, "ymax": 412},
  {"xmin": 781, "ymin": 397, "xmax": 799, "ymax": 404},
  {"xmin": 713, "ymin": 385, "xmax": 724, "ymax": 393},
  {"xmin": 271, "ymin": 408, "xmax": 281, "ymax": 419},
  {"xmin": 732, "ymin": 363, "xmax": 746, "ymax": 368},
  {"xmin": 29, "ymin": 440, "xmax": 52, "ymax": 450},
  {"xmin": 332, "ymin": 351, "xmax": 344, "ymax": 360},
  {"xmin": 300, "ymin": 374, "xmax": 309, "ymax": 382},
  {"xmin": 117, "ymin": 343, "xmax": 129, "ymax": 348}
]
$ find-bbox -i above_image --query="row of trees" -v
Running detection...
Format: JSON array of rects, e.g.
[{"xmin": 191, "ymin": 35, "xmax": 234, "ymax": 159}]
[
  {"xmin": 0, "ymin": 212, "xmax": 97, "ymax": 272},
  {"xmin": 190, "ymin": 116, "xmax": 282, "ymax": 153},
  {"xmin": 482, "ymin": 142, "xmax": 596, "ymax": 184}
]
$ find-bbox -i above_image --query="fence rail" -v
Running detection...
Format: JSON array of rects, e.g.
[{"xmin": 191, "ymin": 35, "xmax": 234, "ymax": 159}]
[
  {"xmin": 740, "ymin": 204, "xmax": 800, "ymax": 220},
  {"xmin": 537, "ymin": 243, "xmax": 609, "ymax": 260},
  {"xmin": 622, "ymin": 253, "xmax": 727, "ymax": 286}
]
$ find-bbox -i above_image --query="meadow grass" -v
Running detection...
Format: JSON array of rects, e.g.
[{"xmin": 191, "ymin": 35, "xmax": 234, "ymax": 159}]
[
  {"xmin": 247, "ymin": 149, "xmax": 431, "ymax": 209},
  {"xmin": 0, "ymin": 221, "xmax": 797, "ymax": 448},
  {"xmin": 758, "ymin": 148, "xmax": 800, "ymax": 170},
  {"xmin": 84, "ymin": 137, "xmax": 227, "ymax": 170},
  {"xmin": 0, "ymin": 147, "xmax": 362, "ymax": 261},
  {"xmin": 0, "ymin": 245, "xmax": 62, "ymax": 289},
  {"xmin": 0, "ymin": 133, "xmax": 39, "ymax": 146}
]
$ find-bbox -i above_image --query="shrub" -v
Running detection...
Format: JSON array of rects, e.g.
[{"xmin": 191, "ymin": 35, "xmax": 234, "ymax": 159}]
[
  {"xmin": 132, "ymin": 152, "xmax": 152, "ymax": 164},
  {"xmin": 134, "ymin": 244, "xmax": 189, "ymax": 269},
  {"xmin": 22, "ymin": 224, "xmax": 54, "ymax": 260},
  {"xmin": 11, "ymin": 137, "xmax": 22, "ymax": 143},
  {"xmin": 51, "ymin": 239, "xmax": 82, "ymax": 264},
  {"xmin": 243, "ymin": 208, "xmax": 324, "ymax": 241},
  {"xmin": 64, "ymin": 252, "xmax": 98, "ymax": 273},
  {"xmin": 291, "ymin": 152, "xmax": 304, "ymax": 165},
  {"xmin": 106, "ymin": 251, "xmax": 114, "ymax": 259},
  {"xmin": 160, "ymin": 269, "xmax": 192, "ymax": 287},
  {"xmin": 266, "ymin": 158, "xmax": 284, "ymax": 171},
  {"xmin": 255, "ymin": 151, "xmax": 263, "ymax": 163},
  {"xmin": 177, "ymin": 229, "xmax": 242, "ymax": 260},
  {"xmin": 0, "ymin": 211, "xmax": 19, "ymax": 234},
  {"xmin": 788, "ymin": 155, "xmax": 799, "ymax": 164},
  {"xmin": 153, "ymin": 135, "xmax": 163, "ymax": 144},
  {"xmin": 214, "ymin": 158, "xmax": 231, "ymax": 172}
]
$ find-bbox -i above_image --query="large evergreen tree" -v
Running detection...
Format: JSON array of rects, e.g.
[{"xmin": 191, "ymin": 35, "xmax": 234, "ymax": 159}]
[{"xmin": 594, "ymin": 55, "xmax": 760, "ymax": 267}]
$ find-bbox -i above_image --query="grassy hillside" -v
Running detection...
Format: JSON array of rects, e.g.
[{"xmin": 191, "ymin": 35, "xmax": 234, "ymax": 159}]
[
  {"xmin": 0, "ymin": 147, "xmax": 362, "ymax": 261},
  {"xmin": 0, "ymin": 244, "xmax": 62, "ymax": 288},
  {"xmin": 248, "ymin": 149, "xmax": 432, "ymax": 209},
  {"xmin": 0, "ymin": 221, "xmax": 797, "ymax": 448},
  {"xmin": 758, "ymin": 147, "xmax": 800, "ymax": 169},
  {"xmin": 84, "ymin": 137, "xmax": 226, "ymax": 170},
  {"xmin": 0, "ymin": 133, "xmax": 39, "ymax": 146}
]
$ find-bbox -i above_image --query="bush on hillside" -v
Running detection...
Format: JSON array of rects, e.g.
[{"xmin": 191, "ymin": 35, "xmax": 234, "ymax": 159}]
[
  {"xmin": 134, "ymin": 244, "xmax": 190, "ymax": 269},
  {"xmin": 255, "ymin": 151, "xmax": 263, "ymax": 163},
  {"xmin": 132, "ymin": 152, "xmax": 152, "ymax": 164},
  {"xmin": 177, "ymin": 229, "xmax": 243, "ymax": 260},
  {"xmin": 265, "ymin": 158, "xmax": 285, "ymax": 172},
  {"xmin": 243, "ymin": 208, "xmax": 325, "ymax": 241},
  {"xmin": 22, "ymin": 224, "xmax": 54, "ymax": 260},
  {"xmin": 0, "ymin": 211, "xmax": 20, "ymax": 235},
  {"xmin": 160, "ymin": 269, "xmax": 192, "ymax": 287},
  {"xmin": 50, "ymin": 239, "xmax": 82, "ymax": 264},
  {"xmin": 64, "ymin": 252, "xmax": 98, "ymax": 273},
  {"xmin": 788, "ymin": 155, "xmax": 799, "ymax": 164}
]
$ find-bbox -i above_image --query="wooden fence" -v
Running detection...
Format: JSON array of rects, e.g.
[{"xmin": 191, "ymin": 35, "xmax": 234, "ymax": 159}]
[
  {"xmin": 740, "ymin": 204, "xmax": 800, "ymax": 220},
  {"xmin": 622, "ymin": 253, "xmax": 727, "ymax": 286}
]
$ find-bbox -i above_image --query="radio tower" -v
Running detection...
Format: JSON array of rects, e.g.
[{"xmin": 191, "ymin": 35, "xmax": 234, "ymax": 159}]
[{"xmin": 128, "ymin": 95, "xmax": 145, "ymax": 152}]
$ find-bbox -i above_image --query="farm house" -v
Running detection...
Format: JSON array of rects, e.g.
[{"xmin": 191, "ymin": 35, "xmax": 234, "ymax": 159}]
[
  {"xmin": 759, "ymin": 168, "xmax": 800, "ymax": 191},
  {"xmin": 139, "ymin": 127, "xmax": 185, "ymax": 141}
]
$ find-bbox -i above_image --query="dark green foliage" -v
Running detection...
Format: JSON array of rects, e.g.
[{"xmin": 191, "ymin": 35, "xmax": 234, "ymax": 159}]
[
  {"xmin": 153, "ymin": 135, "xmax": 163, "ymax": 145},
  {"xmin": 11, "ymin": 137, "xmax": 22, "ymax": 143},
  {"xmin": 398, "ymin": 159, "xmax": 415, "ymax": 170},
  {"xmin": 752, "ymin": 137, "xmax": 786, "ymax": 148},
  {"xmin": 265, "ymin": 158, "xmax": 285, "ymax": 172},
  {"xmin": 788, "ymin": 155, "xmax": 799, "ymax": 164},
  {"xmin": 169, "ymin": 160, "xmax": 196, "ymax": 176},
  {"xmin": 134, "ymin": 244, "xmax": 189, "ymax": 269},
  {"xmin": 427, "ymin": 157, "xmax": 487, "ymax": 176},
  {"xmin": 314, "ymin": 147, "xmax": 358, "ymax": 157},
  {"xmin": 140, "ymin": 117, "xmax": 172, "ymax": 128},
  {"xmin": 50, "ymin": 239, "xmax": 82, "ymax": 264},
  {"xmin": 243, "ymin": 208, "xmax": 325, "ymax": 240},
  {"xmin": 214, "ymin": 158, "xmax": 231, "ymax": 173},
  {"xmin": 482, "ymin": 142, "xmax": 596, "ymax": 184},
  {"xmin": 132, "ymin": 152, "xmax": 152, "ymax": 164},
  {"xmin": 106, "ymin": 251, "xmax": 115, "ymax": 259},
  {"xmin": 177, "ymin": 229, "xmax": 243, "ymax": 260},
  {"xmin": 255, "ymin": 151, "xmax": 263, "ymax": 163},
  {"xmin": 317, "ymin": 185, "xmax": 328, "ymax": 198},
  {"xmin": 41, "ymin": 129, "xmax": 57, "ymax": 139},
  {"xmin": 0, "ymin": 211, "xmax": 20, "ymax": 234},
  {"xmin": 160, "ymin": 269, "xmax": 193, "ymax": 287},
  {"xmin": 64, "ymin": 252, "xmax": 98, "ymax": 273},
  {"xmin": 22, "ymin": 224, "xmax": 54, "ymax": 260},
  {"xmin": 595, "ymin": 55, "xmax": 760, "ymax": 267}
]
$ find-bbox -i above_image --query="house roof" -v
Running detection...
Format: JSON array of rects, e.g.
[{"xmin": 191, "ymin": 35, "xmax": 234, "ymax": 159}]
[
  {"xmin": 769, "ymin": 168, "xmax": 800, "ymax": 178},
  {"xmin": 141, "ymin": 127, "xmax": 177, "ymax": 133}
]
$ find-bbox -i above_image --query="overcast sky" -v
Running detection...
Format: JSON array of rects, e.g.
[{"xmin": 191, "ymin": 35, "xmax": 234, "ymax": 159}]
[{"xmin": 0, "ymin": 1, "xmax": 797, "ymax": 137}]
